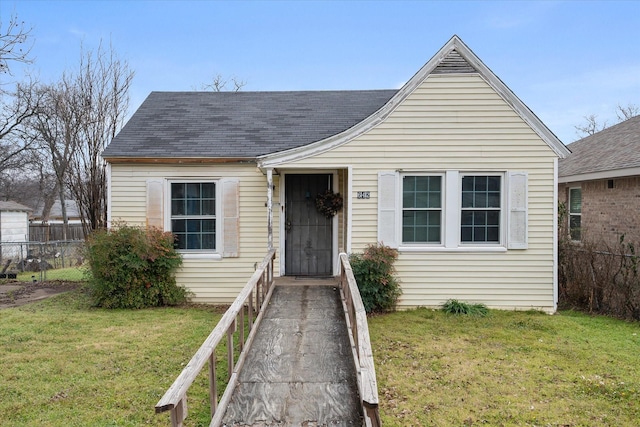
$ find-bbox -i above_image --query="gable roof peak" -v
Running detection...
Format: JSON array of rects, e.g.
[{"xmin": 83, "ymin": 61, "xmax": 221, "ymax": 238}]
[
  {"xmin": 259, "ymin": 35, "xmax": 570, "ymax": 167},
  {"xmin": 433, "ymin": 35, "xmax": 569, "ymax": 157},
  {"xmin": 433, "ymin": 48, "xmax": 476, "ymax": 74}
]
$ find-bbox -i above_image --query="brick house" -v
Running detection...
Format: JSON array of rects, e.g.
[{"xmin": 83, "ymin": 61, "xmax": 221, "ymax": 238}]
[{"xmin": 558, "ymin": 115, "xmax": 640, "ymax": 244}]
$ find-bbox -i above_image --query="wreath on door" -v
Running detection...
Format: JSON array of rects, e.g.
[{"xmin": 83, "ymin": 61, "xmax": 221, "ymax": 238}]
[{"xmin": 315, "ymin": 190, "xmax": 343, "ymax": 218}]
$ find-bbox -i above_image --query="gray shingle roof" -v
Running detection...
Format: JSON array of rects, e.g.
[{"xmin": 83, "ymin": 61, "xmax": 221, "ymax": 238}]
[
  {"xmin": 0, "ymin": 201, "xmax": 33, "ymax": 212},
  {"xmin": 103, "ymin": 90, "xmax": 398, "ymax": 159},
  {"xmin": 559, "ymin": 115, "xmax": 640, "ymax": 178},
  {"xmin": 32, "ymin": 200, "xmax": 80, "ymax": 220}
]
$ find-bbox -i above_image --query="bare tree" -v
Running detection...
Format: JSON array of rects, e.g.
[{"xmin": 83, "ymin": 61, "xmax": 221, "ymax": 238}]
[
  {"xmin": 0, "ymin": 13, "xmax": 39, "ymax": 201},
  {"xmin": 575, "ymin": 103, "xmax": 640, "ymax": 139},
  {"xmin": 0, "ymin": 166, "xmax": 54, "ymax": 212},
  {"xmin": 0, "ymin": 12, "xmax": 33, "ymax": 77},
  {"xmin": 575, "ymin": 114, "xmax": 607, "ymax": 138},
  {"xmin": 616, "ymin": 103, "xmax": 640, "ymax": 122},
  {"xmin": 25, "ymin": 142, "xmax": 58, "ymax": 221},
  {"xmin": 67, "ymin": 43, "xmax": 134, "ymax": 236},
  {"xmin": 30, "ymin": 78, "xmax": 85, "ymax": 239},
  {"xmin": 199, "ymin": 73, "xmax": 246, "ymax": 92},
  {"xmin": 27, "ymin": 42, "xmax": 133, "ymax": 238},
  {"xmin": 0, "ymin": 78, "xmax": 40, "ymax": 173}
]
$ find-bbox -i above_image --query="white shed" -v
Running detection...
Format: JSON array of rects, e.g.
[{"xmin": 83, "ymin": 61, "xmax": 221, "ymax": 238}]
[{"xmin": 0, "ymin": 201, "xmax": 32, "ymax": 259}]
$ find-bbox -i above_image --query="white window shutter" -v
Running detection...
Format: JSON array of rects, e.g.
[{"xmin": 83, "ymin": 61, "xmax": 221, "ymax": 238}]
[
  {"xmin": 222, "ymin": 178, "xmax": 240, "ymax": 257},
  {"xmin": 377, "ymin": 171, "xmax": 399, "ymax": 248},
  {"xmin": 507, "ymin": 172, "xmax": 528, "ymax": 249},
  {"xmin": 146, "ymin": 179, "xmax": 164, "ymax": 229}
]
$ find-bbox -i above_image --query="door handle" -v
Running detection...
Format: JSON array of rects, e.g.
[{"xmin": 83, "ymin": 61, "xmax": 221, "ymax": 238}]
[{"xmin": 285, "ymin": 219, "xmax": 292, "ymax": 232}]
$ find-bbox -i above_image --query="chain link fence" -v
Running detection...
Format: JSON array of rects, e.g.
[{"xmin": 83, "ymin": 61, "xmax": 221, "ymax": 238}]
[
  {"xmin": 0, "ymin": 241, "xmax": 86, "ymax": 282},
  {"xmin": 559, "ymin": 237, "xmax": 640, "ymax": 320}
]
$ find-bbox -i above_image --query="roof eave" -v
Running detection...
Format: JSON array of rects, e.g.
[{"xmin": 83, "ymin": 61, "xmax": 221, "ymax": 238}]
[
  {"xmin": 0, "ymin": 208, "xmax": 33, "ymax": 213},
  {"xmin": 257, "ymin": 114, "xmax": 387, "ymax": 169},
  {"xmin": 450, "ymin": 36, "xmax": 571, "ymax": 159},
  {"xmin": 559, "ymin": 166, "xmax": 640, "ymax": 183},
  {"xmin": 104, "ymin": 156, "xmax": 257, "ymax": 164},
  {"xmin": 0, "ymin": 204, "xmax": 33, "ymax": 212}
]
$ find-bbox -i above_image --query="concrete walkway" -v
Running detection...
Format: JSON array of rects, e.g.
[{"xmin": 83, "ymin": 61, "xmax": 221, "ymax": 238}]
[{"xmin": 221, "ymin": 279, "xmax": 363, "ymax": 426}]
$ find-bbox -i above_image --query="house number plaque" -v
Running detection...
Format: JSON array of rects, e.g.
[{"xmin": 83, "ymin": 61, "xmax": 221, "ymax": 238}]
[{"xmin": 357, "ymin": 191, "xmax": 371, "ymax": 199}]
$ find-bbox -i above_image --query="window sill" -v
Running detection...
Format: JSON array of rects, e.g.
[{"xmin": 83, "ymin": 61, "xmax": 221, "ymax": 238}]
[
  {"xmin": 179, "ymin": 252, "xmax": 223, "ymax": 260},
  {"xmin": 399, "ymin": 245, "xmax": 507, "ymax": 253}
]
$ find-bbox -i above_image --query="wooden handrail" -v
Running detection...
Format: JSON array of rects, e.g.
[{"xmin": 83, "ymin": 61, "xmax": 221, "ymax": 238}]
[
  {"xmin": 339, "ymin": 252, "xmax": 382, "ymax": 427},
  {"xmin": 155, "ymin": 249, "xmax": 276, "ymax": 427}
]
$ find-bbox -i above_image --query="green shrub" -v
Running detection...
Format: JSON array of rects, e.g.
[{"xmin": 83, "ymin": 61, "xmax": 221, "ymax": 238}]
[
  {"xmin": 442, "ymin": 299, "xmax": 489, "ymax": 317},
  {"xmin": 85, "ymin": 225, "xmax": 187, "ymax": 308},
  {"xmin": 350, "ymin": 243, "xmax": 401, "ymax": 313}
]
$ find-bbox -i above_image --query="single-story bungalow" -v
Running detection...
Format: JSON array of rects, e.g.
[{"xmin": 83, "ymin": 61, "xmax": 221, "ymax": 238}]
[
  {"xmin": 103, "ymin": 35, "xmax": 570, "ymax": 312},
  {"xmin": 559, "ymin": 115, "xmax": 640, "ymax": 244}
]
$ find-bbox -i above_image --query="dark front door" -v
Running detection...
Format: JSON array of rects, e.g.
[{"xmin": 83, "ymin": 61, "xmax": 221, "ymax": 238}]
[{"xmin": 285, "ymin": 174, "xmax": 333, "ymax": 276}]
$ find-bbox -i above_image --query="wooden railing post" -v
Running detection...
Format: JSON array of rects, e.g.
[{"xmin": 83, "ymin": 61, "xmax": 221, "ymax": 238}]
[
  {"xmin": 155, "ymin": 249, "xmax": 276, "ymax": 426},
  {"xmin": 338, "ymin": 252, "xmax": 381, "ymax": 427},
  {"xmin": 248, "ymin": 290, "xmax": 254, "ymax": 329},
  {"xmin": 239, "ymin": 308, "xmax": 245, "ymax": 352},
  {"xmin": 227, "ymin": 319, "xmax": 235, "ymax": 380},
  {"xmin": 170, "ymin": 396, "xmax": 187, "ymax": 427},
  {"xmin": 256, "ymin": 278, "xmax": 262, "ymax": 310},
  {"xmin": 208, "ymin": 353, "xmax": 217, "ymax": 417}
]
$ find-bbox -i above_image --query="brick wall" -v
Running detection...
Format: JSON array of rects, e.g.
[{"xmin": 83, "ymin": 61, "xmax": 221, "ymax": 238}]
[{"xmin": 561, "ymin": 177, "xmax": 640, "ymax": 244}]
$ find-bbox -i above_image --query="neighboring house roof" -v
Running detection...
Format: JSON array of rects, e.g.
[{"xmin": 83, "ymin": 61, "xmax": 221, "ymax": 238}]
[
  {"xmin": 559, "ymin": 115, "xmax": 640, "ymax": 182},
  {"xmin": 103, "ymin": 90, "xmax": 397, "ymax": 159},
  {"xmin": 32, "ymin": 200, "xmax": 81, "ymax": 221},
  {"xmin": 103, "ymin": 35, "xmax": 570, "ymax": 164},
  {"xmin": 0, "ymin": 201, "xmax": 33, "ymax": 212}
]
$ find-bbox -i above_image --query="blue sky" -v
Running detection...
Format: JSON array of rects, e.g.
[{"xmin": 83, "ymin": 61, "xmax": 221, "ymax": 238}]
[{"xmin": 3, "ymin": 0, "xmax": 639, "ymax": 144}]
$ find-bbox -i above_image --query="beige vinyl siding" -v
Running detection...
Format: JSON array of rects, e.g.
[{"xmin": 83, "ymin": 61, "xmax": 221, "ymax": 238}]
[
  {"xmin": 109, "ymin": 163, "xmax": 278, "ymax": 303},
  {"xmin": 276, "ymin": 74, "xmax": 559, "ymax": 311}
]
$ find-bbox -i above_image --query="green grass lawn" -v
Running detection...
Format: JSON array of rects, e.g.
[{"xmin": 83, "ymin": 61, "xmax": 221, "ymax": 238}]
[
  {"xmin": 16, "ymin": 266, "xmax": 86, "ymax": 282},
  {"xmin": 0, "ymin": 289, "xmax": 225, "ymax": 426},
  {"xmin": 369, "ymin": 308, "xmax": 640, "ymax": 426},
  {"xmin": 1, "ymin": 290, "xmax": 639, "ymax": 426}
]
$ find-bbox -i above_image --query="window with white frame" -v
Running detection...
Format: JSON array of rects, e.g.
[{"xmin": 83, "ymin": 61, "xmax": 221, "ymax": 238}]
[
  {"xmin": 402, "ymin": 175, "xmax": 442, "ymax": 243},
  {"xmin": 460, "ymin": 175, "xmax": 502, "ymax": 243},
  {"xmin": 568, "ymin": 187, "xmax": 581, "ymax": 241},
  {"xmin": 170, "ymin": 182, "xmax": 216, "ymax": 250},
  {"xmin": 381, "ymin": 171, "xmax": 519, "ymax": 250}
]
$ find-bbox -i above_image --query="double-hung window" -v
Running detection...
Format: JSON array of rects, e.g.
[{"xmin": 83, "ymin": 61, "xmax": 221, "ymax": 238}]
[
  {"xmin": 460, "ymin": 175, "xmax": 502, "ymax": 243},
  {"xmin": 402, "ymin": 175, "xmax": 442, "ymax": 244},
  {"xmin": 381, "ymin": 171, "xmax": 518, "ymax": 250},
  {"xmin": 170, "ymin": 182, "xmax": 216, "ymax": 250},
  {"xmin": 568, "ymin": 187, "xmax": 581, "ymax": 241}
]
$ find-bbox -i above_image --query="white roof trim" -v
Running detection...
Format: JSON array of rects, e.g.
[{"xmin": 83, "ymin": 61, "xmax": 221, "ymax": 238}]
[
  {"xmin": 559, "ymin": 166, "xmax": 640, "ymax": 183},
  {"xmin": 258, "ymin": 35, "xmax": 570, "ymax": 169}
]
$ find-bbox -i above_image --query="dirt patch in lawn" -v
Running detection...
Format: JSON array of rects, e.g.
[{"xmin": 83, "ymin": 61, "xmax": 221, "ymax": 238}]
[{"xmin": 0, "ymin": 281, "xmax": 83, "ymax": 309}]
